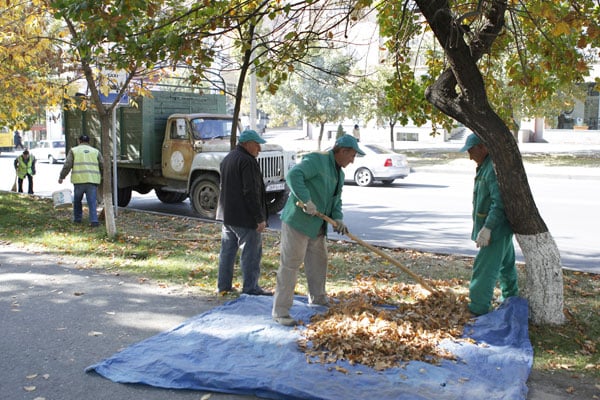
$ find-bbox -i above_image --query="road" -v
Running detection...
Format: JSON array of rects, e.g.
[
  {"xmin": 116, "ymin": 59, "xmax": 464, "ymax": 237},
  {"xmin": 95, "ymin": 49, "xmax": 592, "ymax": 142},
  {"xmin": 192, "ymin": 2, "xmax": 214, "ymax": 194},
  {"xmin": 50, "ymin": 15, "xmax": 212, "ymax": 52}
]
[{"xmin": 1, "ymin": 150, "xmax": 598, "ymax": 273}]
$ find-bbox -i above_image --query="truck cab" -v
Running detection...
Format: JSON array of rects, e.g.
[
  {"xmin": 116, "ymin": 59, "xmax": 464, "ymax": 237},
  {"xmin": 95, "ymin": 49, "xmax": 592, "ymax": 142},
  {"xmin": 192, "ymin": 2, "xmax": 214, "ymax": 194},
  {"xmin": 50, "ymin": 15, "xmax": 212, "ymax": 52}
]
[{"xmin": 160, "ymin": 113, "xmax": 294, "ymax": 219}]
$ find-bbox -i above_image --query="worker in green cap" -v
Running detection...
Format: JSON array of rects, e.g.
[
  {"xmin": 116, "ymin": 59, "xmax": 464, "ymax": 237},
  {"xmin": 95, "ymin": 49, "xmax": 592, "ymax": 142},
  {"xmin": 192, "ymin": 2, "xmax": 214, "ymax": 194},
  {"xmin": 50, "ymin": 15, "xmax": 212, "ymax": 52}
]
[
  {"xmin": 460, "ymin": 133, "xmax": 519, "ymax": 315},
  {"xmin": 272, "ymin": 134, "xmax": 365, "ymax": 326}
]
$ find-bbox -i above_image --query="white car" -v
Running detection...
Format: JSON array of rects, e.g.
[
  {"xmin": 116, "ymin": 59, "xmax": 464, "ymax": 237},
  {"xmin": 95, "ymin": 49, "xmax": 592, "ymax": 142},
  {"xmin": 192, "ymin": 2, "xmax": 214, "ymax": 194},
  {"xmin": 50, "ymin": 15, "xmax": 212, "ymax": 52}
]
[
  {"xmin": 343, "ymin": 143, "xmax": 410, "ymax": 186},
  {"xmin": 30, "ymin": 140, "xmax": 66, "ymax": 164}
]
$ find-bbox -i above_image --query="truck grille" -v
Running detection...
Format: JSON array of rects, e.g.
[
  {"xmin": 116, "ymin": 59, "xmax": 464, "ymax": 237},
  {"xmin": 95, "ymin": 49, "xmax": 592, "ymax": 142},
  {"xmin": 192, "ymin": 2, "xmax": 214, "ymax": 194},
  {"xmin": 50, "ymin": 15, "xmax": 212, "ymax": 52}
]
[{"xmin": 258, "ymin": 155, "xmax": 284, "ymax": 182}]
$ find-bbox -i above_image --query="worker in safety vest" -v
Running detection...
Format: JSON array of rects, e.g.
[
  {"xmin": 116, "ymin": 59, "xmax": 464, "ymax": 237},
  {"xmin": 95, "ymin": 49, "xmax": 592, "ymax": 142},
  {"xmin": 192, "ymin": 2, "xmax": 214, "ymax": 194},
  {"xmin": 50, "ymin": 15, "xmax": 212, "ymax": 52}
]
[
  {"xmin": 58, "ymin": 135, "xmax": 104, "ymax": 227},
  {"xmin": 14, "ymin": 149, "xmax": 36, "ymax": 194}
]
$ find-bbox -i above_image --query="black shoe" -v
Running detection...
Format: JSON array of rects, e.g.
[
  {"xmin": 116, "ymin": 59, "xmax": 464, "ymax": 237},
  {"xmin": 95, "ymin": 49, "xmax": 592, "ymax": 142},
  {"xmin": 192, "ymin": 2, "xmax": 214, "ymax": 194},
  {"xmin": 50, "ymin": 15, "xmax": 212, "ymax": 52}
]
[
  {"xmin": 90, "ymin": 222, "xmax": 100, "ymax": 227},
  {"xmin": 244, "ymin": 288, "xmax": 273, "ymax": 296}
]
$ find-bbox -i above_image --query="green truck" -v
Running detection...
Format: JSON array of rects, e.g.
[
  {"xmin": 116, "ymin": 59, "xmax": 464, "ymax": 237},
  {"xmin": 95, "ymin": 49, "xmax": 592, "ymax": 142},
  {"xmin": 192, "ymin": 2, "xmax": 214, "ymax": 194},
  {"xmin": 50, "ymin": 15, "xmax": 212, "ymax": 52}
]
[{"xmin": 63, "ymin": 90, "xmax": 296, "ymax": 219}]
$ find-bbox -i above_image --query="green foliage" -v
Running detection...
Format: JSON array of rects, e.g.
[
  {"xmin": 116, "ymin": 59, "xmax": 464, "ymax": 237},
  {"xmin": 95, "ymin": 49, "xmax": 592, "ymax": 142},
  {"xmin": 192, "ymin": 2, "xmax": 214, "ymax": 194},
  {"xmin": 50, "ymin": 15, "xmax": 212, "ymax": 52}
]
[
  {"xmin": 0, "ymin": 1, "xmax": 64, "ymax": 128},
  {"xmin": 373, "ymin": 0, "xmax": 600, "ymax": 131},
  {"xmin": 262, "ymin": 50, "xmax": 355, "ymax": 133}
]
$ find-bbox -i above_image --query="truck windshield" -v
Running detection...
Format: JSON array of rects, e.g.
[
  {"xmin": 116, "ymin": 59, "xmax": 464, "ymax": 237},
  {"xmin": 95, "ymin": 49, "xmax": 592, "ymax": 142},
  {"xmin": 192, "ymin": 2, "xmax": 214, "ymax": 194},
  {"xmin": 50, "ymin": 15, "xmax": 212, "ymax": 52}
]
[{"xmin": 191, "ymin": 118, "xmax": 233, "ymax": 140}]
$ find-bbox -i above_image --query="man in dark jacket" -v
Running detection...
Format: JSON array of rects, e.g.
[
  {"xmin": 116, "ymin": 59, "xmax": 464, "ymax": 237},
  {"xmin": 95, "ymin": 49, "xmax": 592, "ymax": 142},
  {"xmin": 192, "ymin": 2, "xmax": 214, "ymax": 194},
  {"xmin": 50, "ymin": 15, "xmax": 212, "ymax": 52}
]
[{"xmin": 215, "ymin": 129, "xmax": 271, "ymax": 296}]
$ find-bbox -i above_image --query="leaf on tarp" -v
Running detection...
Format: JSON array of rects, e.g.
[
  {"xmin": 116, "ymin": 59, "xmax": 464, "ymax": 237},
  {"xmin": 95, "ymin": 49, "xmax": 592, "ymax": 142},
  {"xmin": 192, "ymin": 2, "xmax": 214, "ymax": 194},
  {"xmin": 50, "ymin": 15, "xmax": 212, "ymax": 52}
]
[{"xmin": 300, "ymin": 279, "xmax": 473, "ymax": 370}]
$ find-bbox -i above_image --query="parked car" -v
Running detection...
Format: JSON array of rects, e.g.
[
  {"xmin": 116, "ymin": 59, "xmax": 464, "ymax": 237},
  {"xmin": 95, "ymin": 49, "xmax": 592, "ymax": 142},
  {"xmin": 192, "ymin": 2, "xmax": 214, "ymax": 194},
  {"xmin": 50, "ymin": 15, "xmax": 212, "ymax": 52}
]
[
  {"xmin": 30, "ymin": 140, "xmax": 66, "ymax": 164},
  {"xmin": 343, "ymin": 143, "xmax": 410, "ymax": 186}
]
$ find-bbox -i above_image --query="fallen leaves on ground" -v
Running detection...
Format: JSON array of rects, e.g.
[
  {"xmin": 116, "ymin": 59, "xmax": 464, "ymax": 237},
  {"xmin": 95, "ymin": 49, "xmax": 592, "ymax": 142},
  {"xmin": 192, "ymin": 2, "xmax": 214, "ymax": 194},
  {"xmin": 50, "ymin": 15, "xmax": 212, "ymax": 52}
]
[{"xmin": 299, "ymin": 277, "xmax": 473, "ymax": 370}]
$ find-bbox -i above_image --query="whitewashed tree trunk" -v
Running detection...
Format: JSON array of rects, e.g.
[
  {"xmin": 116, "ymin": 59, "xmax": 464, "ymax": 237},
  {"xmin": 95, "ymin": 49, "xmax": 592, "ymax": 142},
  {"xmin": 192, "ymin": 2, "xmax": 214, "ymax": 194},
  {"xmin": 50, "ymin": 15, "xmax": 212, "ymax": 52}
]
[
  {"xmin": 102, "ymin": 191, "xmax": 117, "ymax": 237},
  {"xmin": 515, "ymin": 232, "xmax": 565, "ymax": 325}
]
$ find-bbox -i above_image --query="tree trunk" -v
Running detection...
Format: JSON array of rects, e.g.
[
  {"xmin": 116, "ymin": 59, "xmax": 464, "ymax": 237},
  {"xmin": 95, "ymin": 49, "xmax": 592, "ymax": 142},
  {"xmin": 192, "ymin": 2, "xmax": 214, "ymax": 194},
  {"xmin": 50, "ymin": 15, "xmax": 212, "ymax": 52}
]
[
  {"xmin": 317, "ymin": 122, "xmax": 325, "ymax": 151},
  {"xmin": 389, "ymin": 121, "xmax": 396, "ymax": 150},
  {"xmin": 516, "ymin": 232, "xmax": 565, "ymax": 324},
  {"xmin": 415, "ymin": 0, "xmax": 564, "ymax": 324},
  {"xmin": 99, "ymin": 112, "xmax": 117, "ymax": 237},
  {"xmin": 230, "ymin": 23, "xmax": 256, "ymax": 150},
  {"xmin": 78, "ymin": 56, "xmax": 118, "ymax": 238}
]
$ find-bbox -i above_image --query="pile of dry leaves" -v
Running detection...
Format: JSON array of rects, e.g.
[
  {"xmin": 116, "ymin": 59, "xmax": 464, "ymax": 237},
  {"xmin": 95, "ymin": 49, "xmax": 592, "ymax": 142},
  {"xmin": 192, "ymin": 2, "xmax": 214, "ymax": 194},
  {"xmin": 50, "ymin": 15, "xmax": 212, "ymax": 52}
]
[{"xmin": 299, "ymin": 278, "xmax": 474, "ymax": 371}]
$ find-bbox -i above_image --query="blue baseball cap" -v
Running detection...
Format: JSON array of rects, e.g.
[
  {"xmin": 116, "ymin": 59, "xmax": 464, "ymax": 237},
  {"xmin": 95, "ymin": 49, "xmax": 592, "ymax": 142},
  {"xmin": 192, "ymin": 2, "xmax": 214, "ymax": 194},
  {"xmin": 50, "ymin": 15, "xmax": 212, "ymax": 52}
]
[
  {"xmin": 239, "ymin": 129, "xmax": 266, "ymax": 144},
  {"xmin": 459, "ymin": 133, "xmax": 482, "ymax": 152},
  {"xmin": 335, "ymin": 134, "xmax": 365, "ymax": 155}
]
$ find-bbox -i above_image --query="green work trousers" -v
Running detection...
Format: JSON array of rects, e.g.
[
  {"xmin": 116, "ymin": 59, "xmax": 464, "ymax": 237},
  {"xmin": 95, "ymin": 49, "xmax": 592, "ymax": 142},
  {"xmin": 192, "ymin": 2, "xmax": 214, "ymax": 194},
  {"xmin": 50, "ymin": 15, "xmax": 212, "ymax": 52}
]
[{"xmin": 469, "ymin": 233, "xmax": 519, "ymax": 315}]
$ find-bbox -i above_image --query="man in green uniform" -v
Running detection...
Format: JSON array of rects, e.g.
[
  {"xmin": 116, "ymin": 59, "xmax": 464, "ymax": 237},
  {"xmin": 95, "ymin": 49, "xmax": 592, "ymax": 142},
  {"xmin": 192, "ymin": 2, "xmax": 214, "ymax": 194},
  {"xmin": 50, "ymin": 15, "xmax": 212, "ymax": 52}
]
[
  {"xmin": 272, "ymin": 134, "xmax": 364, "ymax": 326},
  {"xmin": 461, "ymin": 133, "xmax": 519, "ymax": 315}
]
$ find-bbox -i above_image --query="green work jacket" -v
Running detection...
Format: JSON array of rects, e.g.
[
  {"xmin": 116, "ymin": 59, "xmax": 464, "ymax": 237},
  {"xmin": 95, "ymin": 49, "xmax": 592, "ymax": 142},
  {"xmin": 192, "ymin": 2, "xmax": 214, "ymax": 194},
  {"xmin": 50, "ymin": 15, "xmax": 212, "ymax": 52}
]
[
  {"xmin": 280, "ymin": 150, "xmax": 344, "ymax": 238},
  {"xmin": 472, "ymin": 155, "xmax": 513, "ymax": 241}
]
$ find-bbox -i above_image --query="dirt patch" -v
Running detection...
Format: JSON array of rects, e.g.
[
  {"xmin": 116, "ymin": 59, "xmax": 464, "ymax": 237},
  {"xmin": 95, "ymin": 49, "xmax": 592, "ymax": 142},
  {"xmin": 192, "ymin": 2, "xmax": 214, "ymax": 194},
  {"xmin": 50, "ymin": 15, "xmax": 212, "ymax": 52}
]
[{"xmin": 527, "ymin": 369, "xmax": 599, "ymax": 399}]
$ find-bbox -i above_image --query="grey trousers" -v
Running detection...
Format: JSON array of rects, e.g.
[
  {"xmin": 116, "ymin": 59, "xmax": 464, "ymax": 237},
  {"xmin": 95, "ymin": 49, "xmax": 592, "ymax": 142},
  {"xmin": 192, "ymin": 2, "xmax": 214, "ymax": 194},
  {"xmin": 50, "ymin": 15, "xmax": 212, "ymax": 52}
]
[{"xmin": 272, "ymin": 222, "xmax": 328, "ymax": 318}]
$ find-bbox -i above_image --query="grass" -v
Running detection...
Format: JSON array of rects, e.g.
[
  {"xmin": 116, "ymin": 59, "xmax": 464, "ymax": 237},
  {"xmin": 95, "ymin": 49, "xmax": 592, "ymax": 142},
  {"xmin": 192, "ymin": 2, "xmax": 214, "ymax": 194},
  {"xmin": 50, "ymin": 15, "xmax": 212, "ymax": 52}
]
[
  {"xmin": 405, "ymin": 149, "xmax": 600, "ymax": 168},
  {"xmin": 0, "ymin": 191, "xmax": 598, "ymax": 382}
]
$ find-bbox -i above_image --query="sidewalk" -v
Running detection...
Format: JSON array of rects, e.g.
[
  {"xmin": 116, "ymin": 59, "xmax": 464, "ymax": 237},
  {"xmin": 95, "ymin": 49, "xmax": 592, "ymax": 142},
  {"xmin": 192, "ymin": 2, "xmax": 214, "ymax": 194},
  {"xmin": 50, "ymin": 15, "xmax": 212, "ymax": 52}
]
[{"xmin": 0, "ymin": 245, "xmax": 255, "ymax": 400}]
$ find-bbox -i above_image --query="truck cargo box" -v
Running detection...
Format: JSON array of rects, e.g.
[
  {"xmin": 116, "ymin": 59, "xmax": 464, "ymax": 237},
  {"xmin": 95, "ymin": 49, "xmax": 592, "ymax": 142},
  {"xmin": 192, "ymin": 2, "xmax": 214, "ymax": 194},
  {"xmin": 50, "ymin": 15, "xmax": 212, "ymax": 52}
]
[{"xmin": 64, "ymin": 91, "xmax": 227, "ymax": 169}]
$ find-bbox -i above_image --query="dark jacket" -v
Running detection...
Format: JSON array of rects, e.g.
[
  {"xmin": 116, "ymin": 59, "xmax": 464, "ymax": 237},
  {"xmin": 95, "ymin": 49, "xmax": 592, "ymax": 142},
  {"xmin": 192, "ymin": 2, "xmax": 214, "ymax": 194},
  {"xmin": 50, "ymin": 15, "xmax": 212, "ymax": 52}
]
[{"xmin": 216, "ymin": 144, "xmax": 267, "ymax": 229}]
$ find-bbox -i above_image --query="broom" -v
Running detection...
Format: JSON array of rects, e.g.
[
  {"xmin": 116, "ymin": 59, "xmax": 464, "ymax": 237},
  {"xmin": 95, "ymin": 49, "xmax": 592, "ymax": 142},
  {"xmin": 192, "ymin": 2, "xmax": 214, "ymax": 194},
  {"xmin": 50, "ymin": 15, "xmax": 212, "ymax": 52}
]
[{"xmin": 296, "ymin": 201, "xmax": 437, "ymax": 294}]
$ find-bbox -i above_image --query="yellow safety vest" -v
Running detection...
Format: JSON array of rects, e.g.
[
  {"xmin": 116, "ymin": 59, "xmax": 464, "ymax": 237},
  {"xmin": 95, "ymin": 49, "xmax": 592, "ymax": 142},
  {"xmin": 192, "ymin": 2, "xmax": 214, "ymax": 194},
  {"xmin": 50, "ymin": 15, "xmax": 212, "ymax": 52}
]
[
  {"xmin": 15, "ymin": 155, "xmax": 34, "ymax": 179},
  {"xmin": 71, "ymin": 145, "xmax": 101, "ymax": 184}
]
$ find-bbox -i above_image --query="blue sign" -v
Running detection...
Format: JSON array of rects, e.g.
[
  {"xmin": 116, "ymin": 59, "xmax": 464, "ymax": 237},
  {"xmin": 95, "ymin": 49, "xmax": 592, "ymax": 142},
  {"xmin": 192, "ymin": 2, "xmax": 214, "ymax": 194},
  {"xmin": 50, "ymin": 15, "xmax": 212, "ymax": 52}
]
[{"xmin": 99, "ymin": 92, "xmax": 129, "ymax": 105}]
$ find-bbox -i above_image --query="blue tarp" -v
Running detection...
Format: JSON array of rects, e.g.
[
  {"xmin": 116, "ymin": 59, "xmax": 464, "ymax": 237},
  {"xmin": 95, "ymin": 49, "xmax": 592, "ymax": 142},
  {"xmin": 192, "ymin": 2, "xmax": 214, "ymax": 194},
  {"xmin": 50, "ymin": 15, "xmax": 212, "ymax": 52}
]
[{"xmin": 86, "ymin": 295, "xmax": 533, "ymax": 400}]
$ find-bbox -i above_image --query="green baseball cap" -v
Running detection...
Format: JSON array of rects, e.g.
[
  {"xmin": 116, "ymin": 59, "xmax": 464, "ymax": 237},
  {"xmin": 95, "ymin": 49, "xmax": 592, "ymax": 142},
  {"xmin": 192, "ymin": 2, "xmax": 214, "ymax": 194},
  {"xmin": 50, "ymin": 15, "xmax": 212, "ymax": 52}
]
[
  {"xmin": 335, "ymin": 134, "xmax": 365, "ymax": 155},
  {"xmin": 459, "ymin": 133, "xmax": 482, "ymax": 152},
  {"xmin": 239, "ymin": 129, "xmax": 266, "ymax": 144}
]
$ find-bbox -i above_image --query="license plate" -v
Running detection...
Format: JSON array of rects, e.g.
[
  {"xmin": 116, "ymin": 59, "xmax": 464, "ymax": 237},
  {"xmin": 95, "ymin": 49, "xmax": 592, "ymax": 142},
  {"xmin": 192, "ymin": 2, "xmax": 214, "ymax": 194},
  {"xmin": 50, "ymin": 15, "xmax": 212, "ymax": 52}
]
[{"xmin": 266, "ymin": 182, "xmax": 286, "ymax": 192}]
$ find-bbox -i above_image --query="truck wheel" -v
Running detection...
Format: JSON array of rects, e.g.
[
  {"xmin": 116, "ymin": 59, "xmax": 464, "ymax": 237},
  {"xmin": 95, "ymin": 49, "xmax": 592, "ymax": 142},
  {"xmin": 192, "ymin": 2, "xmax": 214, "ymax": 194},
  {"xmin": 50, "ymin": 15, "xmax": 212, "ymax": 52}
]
[
  {"xmin": 155, "ymin": 189, "xmax": 188, "ymax": 203},
  {"xmin": 117, "ymin": 187, "xmax": 132, "ymax": 207},
  {"xmin": 190, "ymin": 175, "xmax": 219, "ymax": 219},
  {"xmin": 266, "ymin": 187, "xmax": 289, "ymax": 215}
]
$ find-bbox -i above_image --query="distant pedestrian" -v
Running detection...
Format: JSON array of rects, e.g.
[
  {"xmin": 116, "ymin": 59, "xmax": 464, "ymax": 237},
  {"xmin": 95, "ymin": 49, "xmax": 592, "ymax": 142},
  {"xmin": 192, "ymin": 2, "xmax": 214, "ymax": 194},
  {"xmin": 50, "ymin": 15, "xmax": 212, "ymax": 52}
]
[
  {"xmin": 14, "ymin": 149, "xmax": 36, "ymax": 194},
  {"xmin": 13, "ymin": 131, "xmax": 24, "ymax": 150},
  {"xmin": 58, "ymin": 135, "xmax": 103, "ymax": 227},
  {"xmin": 460, "ymin": 133, "xmax": 518, "ymax": 315},
  {"xmin": 352, "ymin": 124, "xmax": 361, "ymax": 142},
  {"xmin": 215, "ymin": 130, "xmax": 272, "ymax": 296}
]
